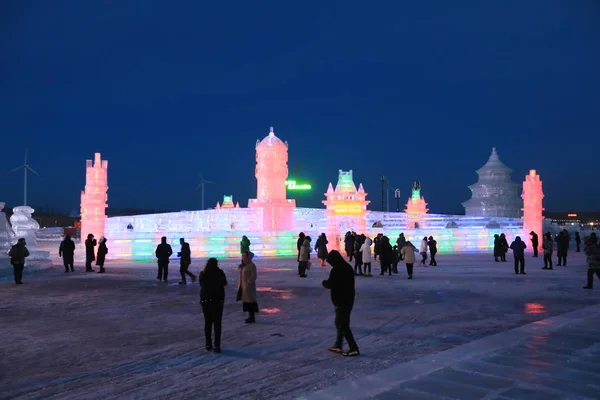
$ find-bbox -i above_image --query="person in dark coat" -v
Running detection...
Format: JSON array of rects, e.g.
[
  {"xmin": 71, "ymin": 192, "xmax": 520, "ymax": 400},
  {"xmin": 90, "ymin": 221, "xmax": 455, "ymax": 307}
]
[
  {"xmin": 542, "ymin": 233, "xmax": 554, "ymax": 270},
  {"xmin": 396, "ymin": 233, "xmax": 406, "ymax": 260},
  {"xmin": 315, "ymin": 233, "xmax": 329, "ymax": 266},
  {"xmin": 530, "ymin": 231, "xmax": 539, "ymax": 257},
  {"xmin": 155, "ymin": 236, "xmax": 173, "ymax": 282},
  {"xmin": 85, "ymin": 233, "xmax": 97, "ymax": 272},
  {"xmin": 96, "ymin": 237, "xmax": 108, "ymax": 273},
  {"xmin": 373, "ymin": 233, "xmax": 382, "ymax": 260},
  {"xmin": 510, "ymin": 236, "xmax": 527, "ymax": 275},
  {"xmin": 344, "ymin": 231, "xmax": 353, "ymax": 260},
  {"xmin": 9, "ymin": 238, "xmax": 29, "ymax": 285},
  {"xmin": 584, "ymin": 233, "xmax": 600, "ymax": 289},
  {"xmin": 379, "ymin": 236, "xmax": 394, "ymax": 276},
  {"xmin": 199, "ymin": 257, "xmax": 227, "ymax": 352},
  {"xmin": 391, "ymin": 245, "xmax": 400, "ymax": 273},
  {"xmin": 178, "ymin": 238, "xmax": 196, "ymax": 284},
  {"xmin": 499, "ymin": 233, "xmax": 509, "ymax": 262},
  {"xmin": 296, "ymin": 232, "xmax": 305, "ymax": 261},
  {"xmin": 556, "ymin": 230, "xmax": 570, "ymax": 266},
  {"xmin": 323, "ymin": 250, "xmax": 359, "ymax": 357},
  {"xmin": 353, "ymin": 234, "xmax": 364, "ymax": 275},
  {"xmin": 59, "ymin": 235, "xmax": 76, "ymax": 272},
  {"xmin": 493, "ymin": 234, "xmax": 501, "ymax": 262},
  {"xmin": 575, "ymin": 232, "xmax": 582, "ymax": 252},
  {"xmin": 428, "ymin": 236, "xmax": 438, "ymax": 266}
]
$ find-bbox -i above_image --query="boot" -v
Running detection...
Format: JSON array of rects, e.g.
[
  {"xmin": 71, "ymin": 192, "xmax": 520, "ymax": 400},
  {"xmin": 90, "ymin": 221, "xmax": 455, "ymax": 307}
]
[{"xmin": 342, "ymin": 347, "xmax": 360, "ymax": 357}]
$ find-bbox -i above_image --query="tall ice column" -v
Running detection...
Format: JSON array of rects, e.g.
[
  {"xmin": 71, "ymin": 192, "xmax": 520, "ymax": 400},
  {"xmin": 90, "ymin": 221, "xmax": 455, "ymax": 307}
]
[
  {"xmin": 80, "ymin": 153, "xmax": 108, "ymax": 240},
  {"xmin": 522, "ymin": 169, "xmax": 544, "ymax": 251}
]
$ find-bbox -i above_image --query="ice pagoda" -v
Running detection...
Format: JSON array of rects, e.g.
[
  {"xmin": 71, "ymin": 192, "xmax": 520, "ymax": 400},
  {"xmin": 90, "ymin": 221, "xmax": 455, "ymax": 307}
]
[{"xmin": 462, "ymin": 148, "xmax": 522, "ymax": 218}]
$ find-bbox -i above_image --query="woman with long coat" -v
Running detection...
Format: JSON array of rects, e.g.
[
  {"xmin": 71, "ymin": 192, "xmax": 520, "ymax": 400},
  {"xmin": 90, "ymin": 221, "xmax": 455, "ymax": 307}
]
[
  {"xmin": 315, "ymin": 233, "xmax": 329, "ymax": 266},
  {"xmin": 85, "ymin": 234, "xmax": 97, "ymax": 272},
  {"xmin": 96, "ymin": 237, "xmax": 108, "ymax": 273},
  {"xmin": 200, "ymin": 258, "xmax": 227, "ymax": 352},
  {"xmin": 237, "ymin": 250, "xmax": 258, "ymax": 323},
  {"xmin": 298, "ymin": 236, "xmax": 312, "ymax": 277}
]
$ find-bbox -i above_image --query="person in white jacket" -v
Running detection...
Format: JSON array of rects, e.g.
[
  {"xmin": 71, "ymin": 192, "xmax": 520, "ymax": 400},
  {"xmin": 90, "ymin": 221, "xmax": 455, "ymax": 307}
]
[
  {"xmin": 360, "ymin": 237, "xmax": 373, "ymax": 277},
  {"xmin": 419, "ymin": 237, "xmax": 428, "ymax": 266},
  {"xmin": 401, "ymin": 241, "xmax": 417, "ymax": 279}
]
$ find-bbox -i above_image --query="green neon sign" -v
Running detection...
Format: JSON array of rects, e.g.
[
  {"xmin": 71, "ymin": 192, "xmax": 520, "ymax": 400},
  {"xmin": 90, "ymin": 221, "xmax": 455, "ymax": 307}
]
[{"xmin": 285, "ymin": 180, "xmax": 312, "ymax": 191}]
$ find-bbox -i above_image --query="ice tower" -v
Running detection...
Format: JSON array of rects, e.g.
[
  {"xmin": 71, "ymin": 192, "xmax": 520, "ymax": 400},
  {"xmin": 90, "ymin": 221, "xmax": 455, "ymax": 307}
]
[
  {"xmin": 323, "ymin": 170, "xmax": 370, "ymax": 249},
  {"xmin": 404, "ymin": 181, "xmax": 429, "ymax": 229},
  {"xmin": 462, "ymin": 148, "xmax": 522, "ymax": 218},
  {"xmin": 80, "ymin": 153, "xmax": 108, "ymax": 241},
  {"xmin": 248, "ymin": 127, "xmax": 295, "ymax": 230},
  {"xmin": 522, "ymin": 170, "xmax": 544, "ymax": 251}
]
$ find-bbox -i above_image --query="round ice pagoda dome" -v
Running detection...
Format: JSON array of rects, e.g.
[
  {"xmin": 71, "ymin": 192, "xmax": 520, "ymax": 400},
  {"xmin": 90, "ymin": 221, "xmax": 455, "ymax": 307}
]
[{"xmin": 256, "ymin": 127, "xmax": 287, "ymax": 149}]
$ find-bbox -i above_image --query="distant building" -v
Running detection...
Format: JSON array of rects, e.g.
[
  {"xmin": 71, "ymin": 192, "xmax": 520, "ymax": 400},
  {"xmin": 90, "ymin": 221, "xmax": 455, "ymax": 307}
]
[{"xmin": 544, "ymin": 212, "xmax": 600, "ymax": 228}]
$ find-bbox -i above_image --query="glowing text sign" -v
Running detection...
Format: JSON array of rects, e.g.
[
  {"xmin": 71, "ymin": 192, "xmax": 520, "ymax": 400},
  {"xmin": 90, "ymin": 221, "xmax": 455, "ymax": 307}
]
[{"xmin": 285, "ymin": 180, "xmax": 312, "ymax": 191}]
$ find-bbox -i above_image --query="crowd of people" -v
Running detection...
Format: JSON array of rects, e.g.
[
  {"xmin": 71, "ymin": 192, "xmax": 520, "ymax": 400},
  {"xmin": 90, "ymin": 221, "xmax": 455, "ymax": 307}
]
[{"xmin": 6, "ymin": 228, "xmax": 600, "ymax": 356}]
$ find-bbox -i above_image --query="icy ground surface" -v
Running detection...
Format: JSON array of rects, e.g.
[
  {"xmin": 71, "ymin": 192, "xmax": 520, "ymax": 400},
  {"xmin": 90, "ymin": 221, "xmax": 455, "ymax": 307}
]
[{"xmin": 1, "ymin": 251, "xmax": 599, "ymax": 399}]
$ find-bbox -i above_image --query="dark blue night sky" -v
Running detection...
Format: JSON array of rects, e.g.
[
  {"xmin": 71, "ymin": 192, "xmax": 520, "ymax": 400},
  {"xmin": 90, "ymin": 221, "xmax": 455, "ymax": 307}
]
[{"xmin": 1, "ymin": 1, "xmax": 599, "ymax": 214}]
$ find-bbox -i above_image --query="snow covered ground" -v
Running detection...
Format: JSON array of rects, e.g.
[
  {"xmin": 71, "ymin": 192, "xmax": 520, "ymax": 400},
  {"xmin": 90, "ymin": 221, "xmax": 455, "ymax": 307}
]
[{"xmin": 1, "ymin": 251, "xmax": 599, "ymax": 399}]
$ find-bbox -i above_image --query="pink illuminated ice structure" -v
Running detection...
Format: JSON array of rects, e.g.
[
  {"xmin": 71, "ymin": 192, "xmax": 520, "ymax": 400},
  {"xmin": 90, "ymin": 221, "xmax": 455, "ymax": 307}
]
[
  {"xmin": 248, "ymin": 127, "xmax": 295, "ymax": 231},
  {"xmin": 522, "ymin": 169, "xmax": 544, "ymax": 251},
  {"xmin": 405, "ymin": 181, "xmax": 429, "ymax": 229},
  {"xmin": 80, "ymin": 153, "xmax": 108, "ymax": 241},
  {"xmin": 323, "ymin": 170, "xmax": 370, "ymax": 250}
]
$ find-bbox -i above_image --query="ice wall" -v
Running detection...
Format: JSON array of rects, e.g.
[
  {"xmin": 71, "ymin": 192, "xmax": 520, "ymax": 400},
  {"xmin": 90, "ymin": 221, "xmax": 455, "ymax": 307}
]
[{"xmin": 104, "ymin": 207, "xmax": 524, "ymax": 260}]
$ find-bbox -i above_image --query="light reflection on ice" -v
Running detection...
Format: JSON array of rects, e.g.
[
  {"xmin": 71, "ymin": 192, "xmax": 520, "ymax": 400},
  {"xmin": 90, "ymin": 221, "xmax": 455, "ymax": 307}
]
[
  {"xmin": 525, "ymin": 303, "xmax": 547, "ymax": 315},
  {"xmin": 261, "ymin": 308, "xmax": 281, "ymax": 314},
  {"xmin": 257, "ymin": 287, "xmax": 292, "ymax": 300}
]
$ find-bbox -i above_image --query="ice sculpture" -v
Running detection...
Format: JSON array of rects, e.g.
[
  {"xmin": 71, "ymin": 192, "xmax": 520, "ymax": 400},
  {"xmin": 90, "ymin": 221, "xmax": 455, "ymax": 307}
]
[
  {"xmin": 221, "ymin": 195, "xmax": 235, "ymax": 208},
  {"xmin": 80, "ymin": 153, "xmax": 108, "ymax": 241},
  {"xmin": 248, "ymin": 127, "xmax": 295, "ymax": 231},
  {"xmin": 522, "ymin": 170, "xmax": 544, "ymax": 251},
  {"xmin": 0, "ymin": 202, "xmax": 16, "ymax": 256},
  {"xmin": 102, "ymin": 130, "xmax": 531, "ymax": 260},
  {"xmin": 322, "ymin": 170, "xmax": 370, "ymax": 249},
  {"xmin": 405, "ymin": 181, "xmax": 429, "ymax": 229},
  {"xmin": 9, "ymin": 206, "xmax": 50, "ymax": 261},
  {"xmin": 462, "ymin": 147, "xmax": 522, "ymax": 218}
]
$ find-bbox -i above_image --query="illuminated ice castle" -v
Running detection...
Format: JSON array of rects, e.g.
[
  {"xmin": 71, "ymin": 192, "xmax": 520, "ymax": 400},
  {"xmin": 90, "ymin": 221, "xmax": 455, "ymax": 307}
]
[{"xmin": 97, "ymin": 128, "xmax": 540, "ymax": 260}]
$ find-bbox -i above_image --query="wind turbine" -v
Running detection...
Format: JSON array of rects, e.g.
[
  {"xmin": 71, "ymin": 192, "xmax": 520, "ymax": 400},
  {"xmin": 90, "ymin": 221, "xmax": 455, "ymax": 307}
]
[
  {"xmin": 196, "ymin": 173, "xmax": 214, "ymax": 210},
  {"xmin": 11, "ymin": 149, "xmax": 39, "ymax": 206}
]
